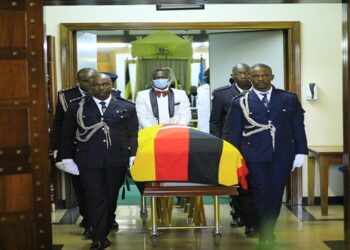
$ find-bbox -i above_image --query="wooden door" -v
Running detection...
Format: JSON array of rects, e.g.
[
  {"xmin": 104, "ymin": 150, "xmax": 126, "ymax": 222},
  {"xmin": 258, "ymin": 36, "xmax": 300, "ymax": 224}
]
[{"xmin": 0, "ymin": 1, "xmax": 52, "ymax": 249}]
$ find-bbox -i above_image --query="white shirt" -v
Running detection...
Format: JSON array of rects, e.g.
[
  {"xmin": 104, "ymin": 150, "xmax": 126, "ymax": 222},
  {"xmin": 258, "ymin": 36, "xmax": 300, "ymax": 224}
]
[
  {"xmin": 157, "ymin": 94, "xmax": 170, "ymax": 124},
  {"xmin": 197, "ymin": 83, "xmax": 210, "ymax": 133},
  {"xmin": 253, "ymin": 87, "xmax": 272, "ymax": 102},
  {"xmin": 235, "ymin": 84, "xmax": 252, "ymax": 94},
  {"xmin": 93, "ymin": 95, "xmax": 112, "ymax": 115},
  {"xmin": 135, "ymin": 88, "xmax": 191, "ymax": 129}
]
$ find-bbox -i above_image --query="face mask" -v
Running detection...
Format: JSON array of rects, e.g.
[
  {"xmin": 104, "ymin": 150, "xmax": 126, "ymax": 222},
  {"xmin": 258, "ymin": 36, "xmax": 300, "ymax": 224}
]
[{"xmin": 152, "ymin": 79, "xmax": 169, "ymax": 90}]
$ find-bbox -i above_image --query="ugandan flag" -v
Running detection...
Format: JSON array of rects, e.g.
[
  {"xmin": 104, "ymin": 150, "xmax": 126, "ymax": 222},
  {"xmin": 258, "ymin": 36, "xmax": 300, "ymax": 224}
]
[
  {"xmin": 125, "ymin": 62, "xmax": 132, "ymax": 100},
  {"xmin": 130, "ymin": 125, "xmax": 248, "ymax": 189}
]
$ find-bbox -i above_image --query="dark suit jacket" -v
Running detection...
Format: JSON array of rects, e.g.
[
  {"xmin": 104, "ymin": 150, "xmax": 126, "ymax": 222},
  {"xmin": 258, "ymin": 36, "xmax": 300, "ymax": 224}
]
[
  {"xmin": 52, "ymin": 87, "xmax": 121, "ymax": 152},
  {"xmin": 229, "ymin": 88, "xmax": 308, "ymax": 162},
  {"xmin": 52, "ymin": 86, "xmax": 82, "ymax": 151},
  {"xmin": 210, "ymin": 83, "xmax": 241, "ymax": 138},
  {"xmin": 60, "ymin": 95, "xmax": 138, "ymax": 168}
]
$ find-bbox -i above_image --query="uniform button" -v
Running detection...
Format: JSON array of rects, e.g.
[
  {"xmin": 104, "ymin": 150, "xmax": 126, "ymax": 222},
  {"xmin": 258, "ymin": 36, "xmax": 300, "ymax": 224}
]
[
  {"xmin": 247, "ymin": 142, "xmax": 250, "ymax": 145},
  {"xmin": 76, "ymin": 149, "xmax": 79, "ymax": 152},
  {"xmin": 121, "ymin": 116, "xmax": 124, "ymax": 118},
  {"xmin": 103, "ymin": 139, "xmax": 106, "ymax": 142},
  {"xmin": 267, "ymin": 110, "xmax": 270, "ymax": 112},
  {"xmin": 268, "ymin": 120, "xmax": 272, "ymax": 123},
  {"xmin": 102, "ymin": 128, "xmax": 104, "ymax": 130}
]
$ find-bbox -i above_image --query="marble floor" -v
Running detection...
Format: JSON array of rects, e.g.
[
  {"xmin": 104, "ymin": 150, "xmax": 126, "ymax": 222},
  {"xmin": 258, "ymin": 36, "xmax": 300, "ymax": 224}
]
[{"xmin": 52, "ymin": 202, "xmax": 344, "ymax": 250}]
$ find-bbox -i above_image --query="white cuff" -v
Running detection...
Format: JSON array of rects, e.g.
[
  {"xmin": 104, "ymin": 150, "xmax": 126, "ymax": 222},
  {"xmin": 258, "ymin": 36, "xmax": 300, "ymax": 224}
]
[
  {"xmin": 53, "ymin": 150, "xmax": 58, "ymax": 160},
  {"xmin": 129, "ymin": 156, "xmax": 136, "ymax": 168}
]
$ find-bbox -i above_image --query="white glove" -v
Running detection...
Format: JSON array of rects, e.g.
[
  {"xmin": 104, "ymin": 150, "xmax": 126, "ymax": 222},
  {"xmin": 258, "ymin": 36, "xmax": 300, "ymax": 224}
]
[
  {"xmin": 53, "ymin": 150, "xmax": 58, "ymax": 160},
  {"xmin": 55, "ymin": 161, "xmax": 65, "ymax": 171},
  {"xmin": 59, "ymin": 159, "xmax": 80, "ymax": 175},
  {"xmin": 129, "ymin": 156, "xmax": 135, "ymax": 168},
  {"xmin": 292, "ymin": 154, "xmax": 307, "ymax": 171}
]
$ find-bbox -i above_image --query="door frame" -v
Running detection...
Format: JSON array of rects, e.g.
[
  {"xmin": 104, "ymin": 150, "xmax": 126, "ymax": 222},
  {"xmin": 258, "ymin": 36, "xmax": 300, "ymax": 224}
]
[{"xmin": 60, "ymin": 21, "xmax": 302, "ymax": 204}]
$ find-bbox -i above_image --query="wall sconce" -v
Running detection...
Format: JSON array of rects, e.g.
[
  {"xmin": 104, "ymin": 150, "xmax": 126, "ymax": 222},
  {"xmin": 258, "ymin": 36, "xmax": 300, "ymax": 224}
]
[{"xmin": 156, "ymin": 4, "xmax": 205, "ymax": 11}]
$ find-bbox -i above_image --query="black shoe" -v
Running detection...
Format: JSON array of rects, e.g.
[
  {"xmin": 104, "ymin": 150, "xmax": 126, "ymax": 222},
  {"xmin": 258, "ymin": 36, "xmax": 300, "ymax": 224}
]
[
  {"xmin": 245, "ymin": 227, "xmax": 258, "ymax": 238},
  {"xmin": 230, "ymin": 217, "xmax": 245, "ymax": 227},
  {"xmin": 108, "ymin": 221, "xmax": 119, "ymax": 232},
  {"xmin": 82, "ymin": 227, "xmax": 92, "ymax": 240},
  {"xmin": 79, "ymin": 218, "xmax": 89, "ymax": 228},
  {"xmin": 90, "ymin": 239, "xmax": 111, "ymax": 250},
  {"xmin": 257, "ymin": 235, "xmax": 276, "ymax": 250}
]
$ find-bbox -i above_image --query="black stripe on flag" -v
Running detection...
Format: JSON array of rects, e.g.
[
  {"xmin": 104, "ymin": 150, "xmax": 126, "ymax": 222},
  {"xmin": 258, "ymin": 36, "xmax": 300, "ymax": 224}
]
[{"xmin": 188, "ymin": 129, "xmax": 223, "ymax": 184}]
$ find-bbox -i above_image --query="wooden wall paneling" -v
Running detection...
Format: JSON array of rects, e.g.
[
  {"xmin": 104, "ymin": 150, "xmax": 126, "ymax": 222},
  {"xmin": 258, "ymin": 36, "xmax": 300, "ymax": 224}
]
[
  {"xmin": 61, "ymin": 21, "xmax": 302, "ymax": 203},
  {"xmin": 26, "ymin": 1, "xmax": 52, "ymax": 249},
  {"xmin": 0, "ymin": 1, "xmax": 52, "ymax": 249}
]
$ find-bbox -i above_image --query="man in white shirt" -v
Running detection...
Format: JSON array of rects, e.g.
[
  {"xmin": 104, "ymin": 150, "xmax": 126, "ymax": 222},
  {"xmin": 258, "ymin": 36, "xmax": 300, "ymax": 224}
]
[
  {"xmin": 135, "ymin": 68, "xmax": 191, "ymax": 129},
  {"xmin": 197, "ymin": 68, "xmax": 211, "ymax": 133},
  {"xmin": 134, "ymin": 68, "xmax": 191, "ymax": 197}
]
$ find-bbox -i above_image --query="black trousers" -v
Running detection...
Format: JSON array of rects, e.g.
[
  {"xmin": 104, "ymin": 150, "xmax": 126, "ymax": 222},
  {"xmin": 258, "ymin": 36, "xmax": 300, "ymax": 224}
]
[
  {"xmin": 80, "ymin": 166, "xmax": 126, "ymax": 241},
  {"xmin": 70, "ymin": 174, "xmax": 88, "ymax": 223},
  {"xmin": 246, "ymin": 161, "xmax": 292, "ymax": 239}
]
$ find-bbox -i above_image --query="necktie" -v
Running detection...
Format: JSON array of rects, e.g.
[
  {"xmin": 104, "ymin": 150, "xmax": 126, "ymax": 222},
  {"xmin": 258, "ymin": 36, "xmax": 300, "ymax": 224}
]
[
  {"xmin": 100, "ymin": 101, "xmax": 107, "ymax": 113},
  {"xmin": 154, "ymin": 90, "xmax": 169, "ymax": 97},
  {"xmin": 261, "ymin": 93, "xmax": 269, "ymax": 107}
]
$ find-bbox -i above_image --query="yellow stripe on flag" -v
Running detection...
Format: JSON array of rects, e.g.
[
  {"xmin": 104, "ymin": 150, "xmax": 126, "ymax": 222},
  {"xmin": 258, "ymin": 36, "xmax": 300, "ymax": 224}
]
[
  {"xmin": 130, "ymin": 125, "xmax": 161, "ymax": 181},
  {"xmin": 218, "ymin": 141, "xmax": 241, "ymax": 186}
]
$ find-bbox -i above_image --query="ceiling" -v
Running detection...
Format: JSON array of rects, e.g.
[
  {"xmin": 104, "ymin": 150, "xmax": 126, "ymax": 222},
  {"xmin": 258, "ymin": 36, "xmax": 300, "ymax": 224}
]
[{"xmin": 44, "ymin": 0, "xmax": 343, "ymax": 6}]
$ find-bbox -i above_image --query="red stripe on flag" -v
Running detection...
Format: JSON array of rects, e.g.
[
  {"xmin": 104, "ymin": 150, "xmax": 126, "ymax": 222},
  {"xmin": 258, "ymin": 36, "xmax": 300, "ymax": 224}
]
[
  {"xmin": 237, "ymin": 159, "xmax": 249, "ymax": 190},
  {"xmin": 154, "ymin": 127, "xmax": 189, "ymax": 181}
]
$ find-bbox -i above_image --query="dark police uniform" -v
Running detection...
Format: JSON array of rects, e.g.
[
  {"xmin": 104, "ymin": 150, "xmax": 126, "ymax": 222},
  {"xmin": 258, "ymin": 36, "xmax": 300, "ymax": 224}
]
[
  {"xmin": 52, "ymin": 86, "xmax": 121, "ymax": 155},
  {"xmin": 60, "ymin": 95, "xmax": 138, "ymax": 243},
  {"xmin": 229, "ymin": 87, "xmax": 307, "ymax": 240},
  {"xmin": 52, "ymin": 86, "xmax": 121, "ymax": 229},
  {"xmin": 209, "ymin": 81, "xmax": 248, "ymax": 229},
  {"xmin": 209, "ymin": 82, "xmax": 241, "ymax": 138},
  {"xmin": 52, "ymin": 86, "xmax": 88, "ymax": 227}
]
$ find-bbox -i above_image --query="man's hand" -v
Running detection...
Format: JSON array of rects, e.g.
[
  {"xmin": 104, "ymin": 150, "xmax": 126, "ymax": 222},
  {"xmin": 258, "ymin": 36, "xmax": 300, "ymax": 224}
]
[
  {"xmin": 55, "ymin": 159, "xmax": 80, "ymax": 175},
  {"xmin": 292, "ymin": 154, "xmax": 307, "ymax": 171}
]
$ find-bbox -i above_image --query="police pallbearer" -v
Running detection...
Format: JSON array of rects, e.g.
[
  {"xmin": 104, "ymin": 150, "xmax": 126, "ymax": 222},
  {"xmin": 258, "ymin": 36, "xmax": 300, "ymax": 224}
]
[
  {"xmin": 60, "ymin": 72, "xmax": 138, "ymax": 249},
  {"xmin": 52, "ymin": 68, "xmax": 121, "ymax": 239},
  {"xmin": 210, "ymin": 63, "xmax": 257, "ymax": 236}
]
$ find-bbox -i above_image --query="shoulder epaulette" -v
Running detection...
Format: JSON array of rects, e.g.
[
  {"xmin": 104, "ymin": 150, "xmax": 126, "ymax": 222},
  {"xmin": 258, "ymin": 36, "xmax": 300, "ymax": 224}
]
[
  {"xmin": 69, "ymin": 95, "xmax": 86, "ymax": 103},
  {"xmin": 59, "ymin": 86, "xmax": 78, "ymax": 93},
  {"xmin": 117, "ymin": 96, "xmax": 135, "ymax": 105},
  {"xmin": 212, "ymin": 84, "xmax": 232, "ymax": 95},
  {"xmin": 112, "ymin": 89, "xmax": 121, "ymax": 98},
  {"xmin": 273, "ymin": 88, "xmax": 296, "ymax": 96},
  {"xmin": 58, "ymin": 91, "xmax": 68, "ymax": 112},
  {"xmin": 233, "ymin": 93, "xmax": 244, "ymax": 100}
]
